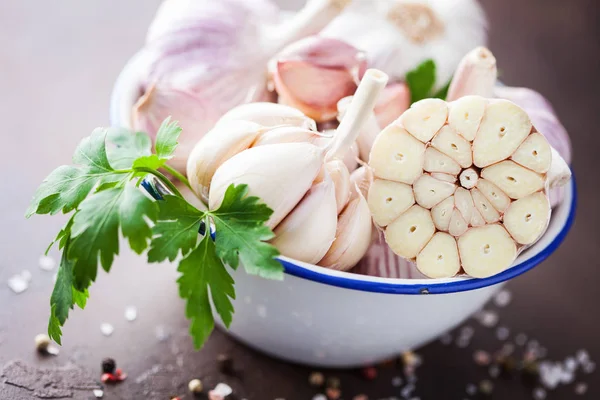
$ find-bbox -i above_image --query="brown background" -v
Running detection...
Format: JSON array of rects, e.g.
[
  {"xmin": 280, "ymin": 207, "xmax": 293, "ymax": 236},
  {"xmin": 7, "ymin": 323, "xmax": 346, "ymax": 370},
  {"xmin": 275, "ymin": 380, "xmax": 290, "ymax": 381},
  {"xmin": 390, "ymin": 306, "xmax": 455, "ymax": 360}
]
[{"xmin": 1, "ymin": 0, "xmax": 599, "ymax": 399}]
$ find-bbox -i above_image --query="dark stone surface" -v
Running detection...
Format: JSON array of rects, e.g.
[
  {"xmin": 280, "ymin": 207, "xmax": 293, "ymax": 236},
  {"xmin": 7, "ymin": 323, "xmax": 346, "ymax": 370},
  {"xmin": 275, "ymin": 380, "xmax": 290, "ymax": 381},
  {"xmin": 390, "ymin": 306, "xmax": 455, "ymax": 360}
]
[{"xmin": 1, "ymin": 0, "xmax": 599, "ymax": 399}]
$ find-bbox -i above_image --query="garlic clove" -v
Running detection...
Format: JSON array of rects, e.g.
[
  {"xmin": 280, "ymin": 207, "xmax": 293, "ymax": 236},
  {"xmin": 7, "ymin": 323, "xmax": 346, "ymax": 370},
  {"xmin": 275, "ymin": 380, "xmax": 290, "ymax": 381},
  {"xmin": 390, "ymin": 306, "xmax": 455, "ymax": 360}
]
[
  {"xmin": 186, "ymin": 120, "xmax": 264, "ymax": 202},
  {"xmin": 324, "ymin": 159, "xmax": 351, "ymax": 214},
  {"xmin": 217, "ymin": 102, "xmax": 317, "ymax": 131},
  {"xmin": 319, "ymin": 188, "xmax": 373, "ymax": 271},
  {"xmin": 349, "ymin": 165, "xmax": 374, "ymax": 198},
  {"xmin": 416, "ymin": 232, "xmax": 461, "ymax": 279},
  {"xmin": 458, "ymin": 224, "xmax": 517, "ymax": 278},
  {"xmin": 209, "ymin": 142, "xmax": 325, "ymax": 228},
  {"xmin": 446, "ymin": 47, "xmax": 497, "ymax": 101},
  {"xmin": 503, "ymin": 191, "xmax": 550, "ymax": 245},
  {"xmin": 385, "ymin": 205, "xmax": 436, "ymax": 259},
  {"xmin": 368, "ymin": 178, "xmax": 415, "ymax": 227},
  {"xmin": 373, "ymin": 82, "xmax": 411, "ymax": 130},
  {"xmin": 271, "ymin": 36, "xmax": 367, "ymax": 122},
  {"xmin": 271, "ymin": 172, "xmax": 338, "ymax": 264},
  {"xmin": 253, "ymin": 126, "xmax": 322, "ymax": 147}
]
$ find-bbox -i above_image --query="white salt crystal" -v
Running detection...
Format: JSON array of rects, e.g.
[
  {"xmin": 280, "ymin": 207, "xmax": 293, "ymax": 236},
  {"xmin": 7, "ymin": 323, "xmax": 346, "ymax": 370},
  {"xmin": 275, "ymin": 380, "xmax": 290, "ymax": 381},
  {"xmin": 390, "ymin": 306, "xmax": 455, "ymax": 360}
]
[
  {"xmin": 124, "ymin": 306, "xmax": 138, "ymax": 322},
  {"xmin": 213, "ymin": 383, "xmax": 233, "ymax": 396},
  {"xmin": 564, "ymin": 357, "xmax": 577, "ymax": 371},
  {"xmin": 93, "ymin": 389, "xmax": 104, "ymax": 398},
  {"xmin": 494, "ymin": 290, "xmax": 512, "ymax": 307},
  {"xmin": 7, "ymin": 274, "xmax": 29, "ymax": 294},
  {"xmin": 582, "ymin": 361, "xmax": 596, "ymax": 374},
  {"xmin": 576, "ymin": 349, "xmax": 590, "ymax": 364},
  {"xmin": 39, "ymin": 255, "xmax": 56, "ymax": 271},
  {"xmin": 100, "ymin": 323, "xmax": 114, "ymax": 337},
  {"xmin": 533, "ymin": 387, "xmax": 546, "ymax": 400},
  {"xmin": 574, "ymin": 382, "xmax": 588, "ymax": 395},
  {"xmin": 466, "ymin": 384, "xmax": 477, "ymax": 395},
  {"xmin": 476, "ymin": 310, "xmax": 498, "ymax": 328},
  {"xmin": 496, "ymin": 326, "xmax": 510, "ymax": 341}
]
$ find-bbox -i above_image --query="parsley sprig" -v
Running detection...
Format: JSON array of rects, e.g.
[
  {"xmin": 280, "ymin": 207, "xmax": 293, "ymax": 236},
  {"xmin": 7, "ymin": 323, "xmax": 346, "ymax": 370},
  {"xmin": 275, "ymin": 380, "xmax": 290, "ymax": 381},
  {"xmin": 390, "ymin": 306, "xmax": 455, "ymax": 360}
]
[{"xmin": 27, "ymin": 118, "xmax": 283, "ymax": 347}]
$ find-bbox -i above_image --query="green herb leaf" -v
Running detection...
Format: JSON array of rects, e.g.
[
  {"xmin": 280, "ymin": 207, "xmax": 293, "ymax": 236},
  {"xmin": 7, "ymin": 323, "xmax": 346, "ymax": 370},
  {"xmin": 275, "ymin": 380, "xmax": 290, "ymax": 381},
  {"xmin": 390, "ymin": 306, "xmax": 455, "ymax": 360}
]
[
  {"xmin": 211, "ymin": 184, "xmax": 282, "ymax": 280},
  {"xmin": 154, "ymin": 117, "xmax": 182, "ymax": 160},
  {"xmin": 406, "ymin": 59, "xmax": 436, "ymax": 104},
  {"xmin": 69, "ymin": 184, "xmax": 157, "ymax": 290},
  {"xmin": 48, "ymin": 237, "xmax": 90, "ymax": 344},
  {"xmin": 148, "ymin": 195, "xmax": 204, "ymax": 263},
  {"xmin": 26, "ymin": 130, "xmax": 126, "ymax": 217},
  {"xmin": 433, "ymin": 78, "xmax": 452, "ymax": 100},
  {"xmin": 178, "ymin": 230, "xmax": 235, "ymax": 348},
  {"xmin": 106, "ymin": 128, "xmax": 152, "ymax": 169}
]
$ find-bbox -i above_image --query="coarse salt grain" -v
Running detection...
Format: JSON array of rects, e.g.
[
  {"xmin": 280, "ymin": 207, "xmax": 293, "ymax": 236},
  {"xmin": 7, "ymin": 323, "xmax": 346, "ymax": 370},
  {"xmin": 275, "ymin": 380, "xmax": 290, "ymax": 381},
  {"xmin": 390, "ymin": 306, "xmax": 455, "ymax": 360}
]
[
  {"xmin": 574, "ymin": 382, "xmax": 588, "ymax": 395},
  {"xmin": 477, "ymin": 310, "xmax": 498, "ymax": 328},
  {"xmin": 124, "ymin": 306, "xmax": 138, "ymax": 322},
  {"xmin": 533, "ymin": 387, "xmax": 546, "ymax": 400},
  {"xmin": 494, "ymin": 290, "xmax": 512, "ymax": 307},
  {"xmin": 515, "ymin": 333, "xmax": 527, "ymax": 346},
  {"xmin": 564, "ymin": 357, "xmax": 577, "ymax": 371},
  {"xmin": 213, "ymin": 383, "xmax": 233, "ymax": 396},
  {"xmin": 576, "ymin": 349, "xmax": 590, "ymax": 364},
  {"xmin": 466, "ymin": 384, "xmax": 477, "ymax": 396},
  {"xmin": 496, "ymin": 326, "xmax": 510, "ymax": 341},
  {"xmin": 100, "ymin": 323, "xmax": 114, "ymax": 336},
  {"xmin": 7, "ymin": 272, "xmax": 30, "ymax": 294},
  {"xmin": 93, "ymin": 389, "xmax": 104, "ymax": 398},
  {"xmin": 39, "ymin": 255, "xmax": 56, "ymax": 271}
]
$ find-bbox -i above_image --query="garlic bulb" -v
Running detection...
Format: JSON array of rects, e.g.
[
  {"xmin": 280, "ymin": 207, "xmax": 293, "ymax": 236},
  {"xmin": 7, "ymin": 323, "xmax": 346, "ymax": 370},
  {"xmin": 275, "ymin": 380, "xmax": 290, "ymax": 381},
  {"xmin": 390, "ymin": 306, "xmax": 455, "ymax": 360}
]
[
  {"xmin": 321, "ymin": 0, "xmax": 488, "ymax": 89},
  {"xmin": 123, "ymin": 0, "xmax": 351, "ymax": 172},
  {"xmin": 204, "ymin": 69, "xmax": 388, "ymax": 266},
  {"xmin": 270, "ymin": 36, "xmax": 367, "ymax": 122},
  {"xmin": 445, "ymin": 46, "xmax": 572, "ymax": 207},
  {"xmin": 368, "ymin": 96, "xmax": 571, "ymax": 278}
]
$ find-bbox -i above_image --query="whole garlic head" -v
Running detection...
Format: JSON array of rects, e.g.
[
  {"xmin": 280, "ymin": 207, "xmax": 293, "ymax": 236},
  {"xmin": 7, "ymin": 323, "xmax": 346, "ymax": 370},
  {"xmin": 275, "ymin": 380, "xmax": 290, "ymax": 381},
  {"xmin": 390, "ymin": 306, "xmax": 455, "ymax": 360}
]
[{"xmin": 321, "ymin": 0, "xmax": 488, "ymax": 90}]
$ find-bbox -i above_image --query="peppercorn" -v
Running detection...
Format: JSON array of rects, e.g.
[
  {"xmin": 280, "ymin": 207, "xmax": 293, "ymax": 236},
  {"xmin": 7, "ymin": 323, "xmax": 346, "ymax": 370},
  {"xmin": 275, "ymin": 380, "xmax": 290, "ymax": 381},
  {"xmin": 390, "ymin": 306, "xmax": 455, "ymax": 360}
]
[
  {"xmin": 309, "ymin": 371, "xmax": 325, "ymax": 387},
  {"xmin": 217, "ymin": 353, "xmax": 234, "ymax": 375},
  {"xmin": 325, "ymin": 387, "xmax": 341, "ymax": 400},
  {"xmin": 479, "ymin": 379, "xmax": 494, "ymax": 396},
  {"xmin": 361, "ymin": 366, "xmax": 377, "ymax": 380},
  {"xmin": 326, "ymin": 377, "xmax": 340, "ymax": 389},
  {"xmin": 34, "ymin": 334, "xmax": 51, "ymax": 352},
  {"xmin": 102, "ymin": 358, "xmax": 116, "ymax": 374},
  {"xmin": 188, "ymin": 379, "xmax": 203, "ymax": 394}
]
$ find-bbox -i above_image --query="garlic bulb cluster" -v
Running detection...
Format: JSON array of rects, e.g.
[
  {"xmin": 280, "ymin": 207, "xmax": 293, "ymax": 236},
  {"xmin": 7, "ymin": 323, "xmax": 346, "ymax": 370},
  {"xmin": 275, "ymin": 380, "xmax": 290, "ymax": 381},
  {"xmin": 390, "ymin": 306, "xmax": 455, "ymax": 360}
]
[
  {"xmin": 321, "ymin": 0, "xmax": 488, "ymax": 90},
  {"xmin": 367, "ymin": 94, "xmax": 571, "ymax": 279},
  {"xmin": 120, "ymin": 0, "xmax": 351, "ymax": 172},
  {"xmin": 188, "ymin": 69, "xmax": 389, "ymax": 270}
]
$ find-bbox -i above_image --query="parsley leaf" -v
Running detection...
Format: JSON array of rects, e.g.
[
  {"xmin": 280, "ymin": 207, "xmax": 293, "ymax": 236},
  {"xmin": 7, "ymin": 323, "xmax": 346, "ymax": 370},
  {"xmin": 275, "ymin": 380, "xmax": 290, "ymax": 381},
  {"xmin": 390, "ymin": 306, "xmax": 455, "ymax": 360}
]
[
  {"xmin": 26, "ymin": 130, "xmax": 126, "ymax": 217},
  {"xmin": 212, "ymin": 184, "xmax": 283, "ymax": 279},
  {"xmin": 106, "ymin": 128, "xmax": 152, "ymax": 169},
  {"xmin": 178, "ymin": 230, "xmax": 235, "ymax": 348},
  {"xmin": 148, "ymin": 195, "xmax": 203, "ymax": 263},
  {"xmin": 69, "ymin": 184, "xmax": 157, "ymax": 290},
  {"xmin": 48, "ymin": 237, "xmax": 89, "ymax": 344},
  {"xmin": 155, "ymin": 117, "xmax": 181, "ymax": 160},
  {"xmin": 406, "ymin": 59, "xmax": 436, "ymax": 104}
]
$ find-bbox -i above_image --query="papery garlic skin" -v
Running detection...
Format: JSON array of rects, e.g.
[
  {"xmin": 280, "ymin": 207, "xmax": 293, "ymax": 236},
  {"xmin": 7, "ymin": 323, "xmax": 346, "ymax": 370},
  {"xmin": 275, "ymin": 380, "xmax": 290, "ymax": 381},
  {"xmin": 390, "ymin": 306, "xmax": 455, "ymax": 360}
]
[
  {"xmin": 271, "ymin": 36, "xmax": 367, "ymax": 122},
  {"xmin": 271, "ymin": 172, "xmax": 338, "ymax": 264},
  {"xmin": 321, "ymin": 0, "xmax": 487, "ymax": 90},
  {"xmin": 446, "ymin": 47, "xmax": 497, "ymax": 101},
  {"xmin": 218, "ymin": 102, "xmax": 316, "ymax": 131},
  {"xmin": 368, "ymin": 95, "xmax": 571, "ymax": 279},
  {"xmin": 128, "ymin": 0, "xmax": 349, "ymax": 172}
]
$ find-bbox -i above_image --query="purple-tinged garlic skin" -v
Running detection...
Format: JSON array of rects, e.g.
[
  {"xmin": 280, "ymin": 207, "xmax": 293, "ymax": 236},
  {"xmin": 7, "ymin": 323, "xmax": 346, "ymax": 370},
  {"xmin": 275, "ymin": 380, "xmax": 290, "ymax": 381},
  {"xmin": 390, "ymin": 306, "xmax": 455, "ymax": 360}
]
[
  {"xmin": 321, "ymin": 0, "xmax": 488, "ymax": 90},
  {"xmin": 374, "ymin": 82, "xmax": 411, "ymax": 130},
  {"xmin": 271, "ymin": 36, "xmax": 367, "ymax": 123},
  {"xmin": 132, "ymin": 0, "xmax": 350, "ymax": 172}
]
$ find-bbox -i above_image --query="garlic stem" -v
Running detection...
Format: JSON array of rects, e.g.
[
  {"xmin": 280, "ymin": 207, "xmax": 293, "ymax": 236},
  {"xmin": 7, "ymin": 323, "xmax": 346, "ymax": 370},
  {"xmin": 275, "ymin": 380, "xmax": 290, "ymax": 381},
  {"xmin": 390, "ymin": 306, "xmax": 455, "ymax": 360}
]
[
  {"xmin": 326, "ymin": 69, "xmax": 388, "ymax": 162},
  {"xmin": 264, "ymin": 0, "xmax": 350, "ymax": 55}
]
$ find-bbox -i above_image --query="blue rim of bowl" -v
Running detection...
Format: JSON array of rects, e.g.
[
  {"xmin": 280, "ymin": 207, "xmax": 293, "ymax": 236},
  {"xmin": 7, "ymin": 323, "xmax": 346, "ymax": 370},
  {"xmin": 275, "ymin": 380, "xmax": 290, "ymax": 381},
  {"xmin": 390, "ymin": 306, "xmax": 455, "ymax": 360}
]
[{"xmin": 142, "ymin": 175, "xmax": 576, "ymax": 295}]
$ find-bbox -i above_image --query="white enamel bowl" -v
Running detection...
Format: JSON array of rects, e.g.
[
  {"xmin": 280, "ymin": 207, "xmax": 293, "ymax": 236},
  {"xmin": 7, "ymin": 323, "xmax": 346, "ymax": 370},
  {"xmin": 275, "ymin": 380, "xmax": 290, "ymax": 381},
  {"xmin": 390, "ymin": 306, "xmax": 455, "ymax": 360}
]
[{"xmin": 112, "ymin": 54, "xmax": 577, "ymax": 368}]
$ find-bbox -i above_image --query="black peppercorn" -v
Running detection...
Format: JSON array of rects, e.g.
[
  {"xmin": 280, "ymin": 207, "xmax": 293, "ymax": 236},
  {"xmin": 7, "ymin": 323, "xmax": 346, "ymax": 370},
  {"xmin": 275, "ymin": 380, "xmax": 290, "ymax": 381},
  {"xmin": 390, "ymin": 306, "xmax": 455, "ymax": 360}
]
[{"xmin": 102, "ymin": 358, "xmax": 116, "ymax": 375}]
